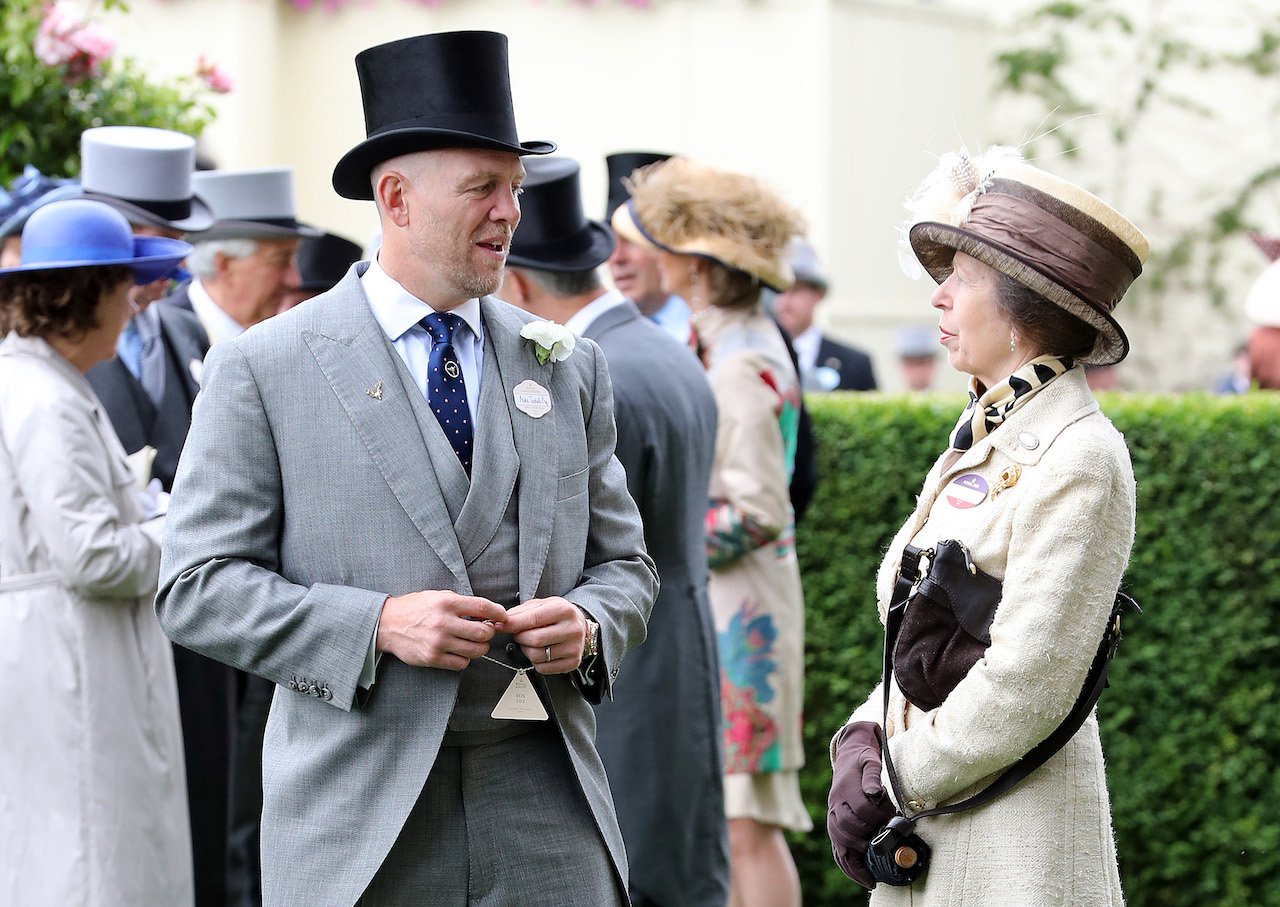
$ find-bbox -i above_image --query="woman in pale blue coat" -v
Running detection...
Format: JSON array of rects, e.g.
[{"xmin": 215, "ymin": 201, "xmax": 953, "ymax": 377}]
[{"xmin": 0, "ymin": 200, "xmax": 193, "ymax": 905}]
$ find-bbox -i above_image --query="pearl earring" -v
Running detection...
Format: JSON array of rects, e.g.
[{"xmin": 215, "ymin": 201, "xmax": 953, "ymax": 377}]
[{"xmin": 1009, "ymin": 333, "xmax": 1017, "ymax": 352}]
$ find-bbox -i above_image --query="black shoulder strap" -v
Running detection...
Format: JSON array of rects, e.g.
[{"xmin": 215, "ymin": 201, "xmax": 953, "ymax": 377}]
[{"xmin": 880, "ymin": 546, "xmax": 1139, "ymax": 823}]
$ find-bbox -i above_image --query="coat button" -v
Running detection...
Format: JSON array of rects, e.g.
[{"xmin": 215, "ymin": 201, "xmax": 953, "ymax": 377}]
[
  {"xmin": 1018, "ymin": 431, "xmax": 1040, "ymax": 450},
  {"xmin": 308, "ymin": 684, "xmax": 319, "ymax": 696},
  {"xmin": 287, "ymin": 680, "xmax": 298, "ymax": 691},
  {"xmin": 907, "ymin": 799, "xmax": 923, "ymax": 811},
  {"xmin": 321, "ymin": 687, "xmax": 333, "ymax": 701}
]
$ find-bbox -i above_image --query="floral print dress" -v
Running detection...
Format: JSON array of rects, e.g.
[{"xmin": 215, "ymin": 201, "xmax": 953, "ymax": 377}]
[{"xmin": 696, "ymin": 304, "xmax": 807, "ymax": 798}]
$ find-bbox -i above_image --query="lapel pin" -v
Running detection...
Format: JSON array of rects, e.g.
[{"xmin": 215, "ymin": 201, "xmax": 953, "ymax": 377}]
[
  {"xmin": 991, "ymin": 464, "xmax": 1022, "ymax": 499},
  {"xmin": 365, "ymin": 380, "xmax": 383, "ymax": 401},
  {"xmin": 513, "ymin": 379, "xmax": 552, "ymax": 418}
]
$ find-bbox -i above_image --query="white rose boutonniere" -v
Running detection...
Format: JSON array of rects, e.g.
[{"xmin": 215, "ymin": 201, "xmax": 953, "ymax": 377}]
[{"xmin": 520, "ymin": 320, "xmax": 576, "ymax": 366}]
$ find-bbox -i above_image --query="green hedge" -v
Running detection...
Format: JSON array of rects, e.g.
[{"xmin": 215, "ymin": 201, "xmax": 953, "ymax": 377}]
[{"xmin": 790, "ymin": 391, "xmax": 1280, "ymax": 906}]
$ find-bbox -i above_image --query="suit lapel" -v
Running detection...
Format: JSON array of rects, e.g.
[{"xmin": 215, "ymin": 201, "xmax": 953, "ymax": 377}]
[
  {"xmin": 481, "ymin": 298, "xmax": 557, "ymax": 601},
  {"xmin": 301, "ymin": 274, "xmax": 469, "ymax": 590},
  {"xmin": 454, "ymin": 333, "xmax": 518, "ymax": 565}
]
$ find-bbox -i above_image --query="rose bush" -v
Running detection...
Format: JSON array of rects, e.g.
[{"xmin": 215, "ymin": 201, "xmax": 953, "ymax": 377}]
[{"xmin": 1, "ymin": 0, "xmax": 226, "ymax": 185}]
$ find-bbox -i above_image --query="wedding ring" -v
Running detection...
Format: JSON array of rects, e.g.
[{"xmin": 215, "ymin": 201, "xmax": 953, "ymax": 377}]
[{"xmin": 545, "ymin": 645, "xmax": 552, "ymax": 664}]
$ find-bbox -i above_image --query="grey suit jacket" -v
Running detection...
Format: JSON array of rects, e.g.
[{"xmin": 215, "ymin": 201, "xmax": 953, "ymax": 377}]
[
  {"xmin": 585, "ymin": 301, "xmax": 729, "ymax": 906},
  {"xmin": 156, "ymin": 268, "xmax": 657, "ymax": 905},
  {"xmin": 86, "ymin": 302, "xmax": 208, "ymax": 491}
]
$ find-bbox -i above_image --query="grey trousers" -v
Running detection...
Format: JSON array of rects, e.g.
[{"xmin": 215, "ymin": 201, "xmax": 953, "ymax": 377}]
[{"xmin": 358, "ymin": 724, "xmax": 626, "ymax": 906}]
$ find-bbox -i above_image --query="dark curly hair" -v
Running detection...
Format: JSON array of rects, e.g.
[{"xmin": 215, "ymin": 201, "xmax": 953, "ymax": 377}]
[{"xmin": 0, "ymin": 265, "xmax": 132, "ymax": 341}]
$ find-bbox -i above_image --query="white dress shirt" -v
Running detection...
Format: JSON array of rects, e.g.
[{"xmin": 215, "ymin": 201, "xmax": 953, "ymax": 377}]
[
  {"xmin": 564, "ymin": 288, "xmax": 628, "ymax": 336},
  {"xmin": 189, "ymin": 278, "xmax": 246, "ymax": 347},
  {"xmin": 361, "ymin": 255, "xmax": 484, "ymax": 425},
  {"xmin": 791, "ymin": 323, "xmax": 822, "ymax": 374}
]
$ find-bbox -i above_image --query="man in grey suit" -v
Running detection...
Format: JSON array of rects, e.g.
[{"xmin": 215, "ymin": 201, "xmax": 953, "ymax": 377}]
[
  {"xmin": 500, "ymin": 156, "xmax": 728, "ymax": 907},
  {"xmin": 156, "ymin": 31, "xmax": 656, "ymax": 907}
]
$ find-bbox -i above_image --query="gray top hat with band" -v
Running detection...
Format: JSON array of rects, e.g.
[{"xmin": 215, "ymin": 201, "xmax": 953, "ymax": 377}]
[
  {"xmin": 79, "ymin": 126, "xmax": 214, "ymax": 233},
  {"xmin": 190, "ymin": 167, "xmax": 318, "ymax": 241},
  {"xmin": 507, "ymin": 157, "xmax": 614, "ymax": 273},
  {"xmin": 788, "ymin": 237, "xmax": 828, "ymax": 290}
]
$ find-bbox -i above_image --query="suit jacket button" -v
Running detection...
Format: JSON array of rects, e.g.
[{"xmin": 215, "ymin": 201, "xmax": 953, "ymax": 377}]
[
  {"xmin": 287, "ymin": 680, "xmax": 298, "ymax": 691},
  {"xmin": 321, "ymin": 687, "xmax": 333, "ymax": 701},
  {"xmin": 308, "ymin": 684, "xmax": 319, "ymax": 696}
]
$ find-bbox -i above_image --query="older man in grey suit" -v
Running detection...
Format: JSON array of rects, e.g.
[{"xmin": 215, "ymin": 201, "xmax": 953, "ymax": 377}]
[
  {"xmin": 500, "ymin": 156, "xmax": 728, "ymax": 907},
  {"xmin": 156, "ymin": 32, "xmax": 656, "ymax": 907}
]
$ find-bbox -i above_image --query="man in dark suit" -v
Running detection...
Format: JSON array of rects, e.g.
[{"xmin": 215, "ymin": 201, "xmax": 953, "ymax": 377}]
[
  {"xmin": 77, "ymin": 126, "xmax": 230, "ymax": 907},
  {"xmin": 775, "ymin": 237, "xmax": 877, "ymax": 392},
  {"xmin": 500, "ymin": 156, "xmax": 729, "ymax": 907}
]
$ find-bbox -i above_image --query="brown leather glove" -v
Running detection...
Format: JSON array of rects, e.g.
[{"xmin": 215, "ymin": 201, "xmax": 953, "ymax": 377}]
[{"xmin": 827, "ymin": 721, "xmax": 897, "ymax": 890}]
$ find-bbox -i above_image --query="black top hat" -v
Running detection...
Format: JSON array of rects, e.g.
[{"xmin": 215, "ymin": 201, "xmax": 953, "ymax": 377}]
[
  {"xmin": 332, "ymin": 31, "xmax": 556, "ymax": 201},
  {"xmin": 295, "ymin": 231, "xmax": 365, "ymax": 292},
  {"xmin": 605, "ymin": 151, "xmax": 671, "ymax": 220},
  {"xmin": 506, "ymin": 157, "xmax": 615, "ymax": 273}
]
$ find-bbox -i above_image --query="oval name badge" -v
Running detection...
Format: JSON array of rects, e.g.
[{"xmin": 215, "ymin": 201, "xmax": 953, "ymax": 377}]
[
  {"xmin": 945, "ymin": 473, "xmax": 989, "ymax": 509},
  {"xmin": 513, "ymin": 379, "xmax": 552, "ymax": 418}
]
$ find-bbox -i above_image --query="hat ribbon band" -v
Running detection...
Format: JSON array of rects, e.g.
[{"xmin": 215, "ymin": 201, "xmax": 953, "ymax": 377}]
[
  {"xmin": 111, "ymin": 194, "xmax": 194, "ymax": 222},
  {"xmin": 964, "ymin": 192, "xmax": 1137, "ymax": 313}
]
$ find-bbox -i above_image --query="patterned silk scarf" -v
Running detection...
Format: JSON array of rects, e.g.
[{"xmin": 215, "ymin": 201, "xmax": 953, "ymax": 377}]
[{"xmin": 949, "ymin": 355, "xmax": 1076, "ymax": 452}]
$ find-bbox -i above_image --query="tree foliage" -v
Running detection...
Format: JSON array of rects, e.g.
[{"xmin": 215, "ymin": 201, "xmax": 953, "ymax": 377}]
[
  {"xmin": 991, "ymin": 0, "xmax": 1280, "ymax": 312},
  {"xmin": 0, "ymin": 0, "xmax": 218, "ymax": 185}
]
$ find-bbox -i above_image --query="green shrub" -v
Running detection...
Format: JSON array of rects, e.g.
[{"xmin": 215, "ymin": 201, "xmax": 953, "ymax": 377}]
[{"xmin": 791, "ymin": 391, "xmax": 1280, "ymax": 906}]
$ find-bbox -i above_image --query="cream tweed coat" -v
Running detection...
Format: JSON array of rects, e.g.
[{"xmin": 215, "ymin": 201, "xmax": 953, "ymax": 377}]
[{"xmin": 838, "ymin": 367, "xmax": 1134, "ymax": 906}]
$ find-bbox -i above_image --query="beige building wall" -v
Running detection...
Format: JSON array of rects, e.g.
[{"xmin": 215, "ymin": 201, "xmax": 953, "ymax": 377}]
[{"xmin": 111, "ymin": 0, "xmax": 996, "ymax": 391}]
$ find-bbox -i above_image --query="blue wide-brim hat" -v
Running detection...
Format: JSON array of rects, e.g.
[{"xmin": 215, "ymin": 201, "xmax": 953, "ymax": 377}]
[{"xmin": 0, "ymin": 199, "xmax": 192, "ymax": 285}]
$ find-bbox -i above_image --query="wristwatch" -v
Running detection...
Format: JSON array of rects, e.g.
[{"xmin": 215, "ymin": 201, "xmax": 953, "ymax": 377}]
[{"xmin": 580, "ymin": 611, "xmax": 600, "ymax": 659}]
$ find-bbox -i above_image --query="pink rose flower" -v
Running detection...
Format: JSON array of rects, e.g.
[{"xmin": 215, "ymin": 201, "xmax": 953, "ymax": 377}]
[
  {"xmin": 196, "ymin": 55, "xmax": 234, "ymax": 94},
  {"xmin": 34, "ymin": 2, "xmax": 115, "ymax": 80}
]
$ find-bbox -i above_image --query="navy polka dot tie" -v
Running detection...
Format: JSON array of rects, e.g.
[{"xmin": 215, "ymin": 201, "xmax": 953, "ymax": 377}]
[{"xmin": 422, "ymin": 312, "xmax": 473, "ymax": 474}]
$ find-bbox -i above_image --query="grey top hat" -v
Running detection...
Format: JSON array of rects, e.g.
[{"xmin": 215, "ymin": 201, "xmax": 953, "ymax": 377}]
[
  {"xmin": 79, "ymin": 126, "xmax": 214, "ymax": 233},
  {"xmin": 190, "ymin": 167, "xmax": 319, "ymax": 241},
  {"xmin": 788, "ymin": 237, "xmax": 828, "ymax": 290},
  {"xmin": 897, "ymin": 325, "xmax": 938, "ymax": 360}
]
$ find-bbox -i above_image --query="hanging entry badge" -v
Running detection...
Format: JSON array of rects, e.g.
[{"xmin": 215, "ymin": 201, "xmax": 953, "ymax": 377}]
[
  {"xmin": 484, "ymin": 656, "xmax": 549, "ymax": 721},
  {"xmin": 945, "ymin": 473, "xmax": 989, "ymax": 509}
]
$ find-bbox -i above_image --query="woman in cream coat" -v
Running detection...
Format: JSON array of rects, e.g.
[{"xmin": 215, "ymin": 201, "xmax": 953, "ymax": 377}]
[
  {"xmin": 614, "ymin": 158, "xmax": 810, "ymax": 907},
  {"xmin": 0, "ymin": 200, "xmax": 193, "ymax": 905},
  {"xmin": 827, "ymin": 148, "xmax": 1148, "ymax": 905}
]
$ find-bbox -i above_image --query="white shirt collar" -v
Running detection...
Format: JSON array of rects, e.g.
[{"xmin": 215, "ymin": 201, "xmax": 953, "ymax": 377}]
[
  {"xmin": 361, "ymin": 254, "xmax": 484, "ymax": 344},
  {"xmin": 792, "ymin": 324, "xmax": 822, "ymax": 371},
  {"xmin": 564, "ymin": 288, "xmax": 628, "ymax": 336},
  {"xmin": 188, "ymin": 278, "xmax": 246, "ymax": 346}
]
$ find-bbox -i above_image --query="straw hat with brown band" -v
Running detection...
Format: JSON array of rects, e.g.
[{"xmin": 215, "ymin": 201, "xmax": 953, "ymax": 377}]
[
  {"xmin": 610, "ymin": 156, "xmax": 803, "ymax": 294},
  {"xmin": 902, "ymin": 147, "xmax": 1149, "ymax": 366}
]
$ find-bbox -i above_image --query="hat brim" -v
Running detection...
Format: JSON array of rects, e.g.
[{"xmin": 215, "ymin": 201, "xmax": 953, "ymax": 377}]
[
  {"xmin": 192, "ymin": 218, "xmax": 322, "ymax": 241},
  {"xmin": 0, "ymin": 234, "xmax": 192, "ymax": 285},
  {"xmin": 332, "ymin": 128, "xmax": 556, "ymax": 201},
  {"xmin": 909, "ymin": 221, "xmax": 1129, "ymax": 366},
  {"xmin": 82, "ymin": 192, "xmax": 216, "ymax": 233},
  {"xmin": 611, "ymin": 200, "xmax": 792, "ymax": 292},
  {"xmin": 506, "ymin": 221, "xmax": 615, "ymax": 273}
]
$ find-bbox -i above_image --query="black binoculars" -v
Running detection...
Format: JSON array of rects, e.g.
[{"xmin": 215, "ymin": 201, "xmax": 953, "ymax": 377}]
[{"xmin": 864, "ymin": 814, "xmax": 931, "ymax": 886}]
